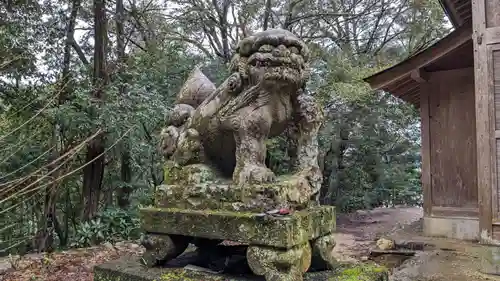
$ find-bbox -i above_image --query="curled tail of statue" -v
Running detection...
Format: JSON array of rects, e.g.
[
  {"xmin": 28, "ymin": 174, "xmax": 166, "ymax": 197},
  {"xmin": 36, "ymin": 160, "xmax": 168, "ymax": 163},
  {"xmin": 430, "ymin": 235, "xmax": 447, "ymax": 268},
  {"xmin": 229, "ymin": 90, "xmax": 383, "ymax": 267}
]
[{"xmin": 175, "ymin": 65, "xmax": 216, "ymax": 108}]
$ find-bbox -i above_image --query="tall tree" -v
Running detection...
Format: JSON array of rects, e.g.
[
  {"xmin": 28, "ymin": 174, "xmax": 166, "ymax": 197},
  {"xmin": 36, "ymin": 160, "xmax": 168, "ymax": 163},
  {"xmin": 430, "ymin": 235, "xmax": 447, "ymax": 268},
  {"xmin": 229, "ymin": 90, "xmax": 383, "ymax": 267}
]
[
  {"xmin": 81, "ymin": 0, "xmax": 108, "ymax": 221},
  {"xmin": 115, "ymin": 0, "xmax": 133, "ymax": 208}
]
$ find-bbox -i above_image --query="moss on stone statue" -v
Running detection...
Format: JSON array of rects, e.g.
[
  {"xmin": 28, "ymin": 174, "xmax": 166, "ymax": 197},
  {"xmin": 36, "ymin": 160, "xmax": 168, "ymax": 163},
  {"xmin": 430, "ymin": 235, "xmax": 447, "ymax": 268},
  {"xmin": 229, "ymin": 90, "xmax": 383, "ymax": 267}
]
[
  {"xmin": 139, "ymin": 206, "xmax": 335, "ymax": 248},
  {"xmin": 156, "ymin": 166, "xmax": 319, "ymax": 213},
  {"xmin": 163, "ymin": 162, "xmax": 221, "ymax": 186}
]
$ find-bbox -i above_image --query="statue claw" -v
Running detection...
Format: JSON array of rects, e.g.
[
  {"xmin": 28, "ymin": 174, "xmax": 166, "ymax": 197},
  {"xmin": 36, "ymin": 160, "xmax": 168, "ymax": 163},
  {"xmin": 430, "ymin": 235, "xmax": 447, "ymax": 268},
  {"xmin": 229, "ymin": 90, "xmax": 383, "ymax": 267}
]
[
  {"xmin": 295, "ymin": 167, "xmax": 322, "ymax": 193},
  {"xmin": 235, "ymin": 164, "xmax": 276, "ymax": 185}
]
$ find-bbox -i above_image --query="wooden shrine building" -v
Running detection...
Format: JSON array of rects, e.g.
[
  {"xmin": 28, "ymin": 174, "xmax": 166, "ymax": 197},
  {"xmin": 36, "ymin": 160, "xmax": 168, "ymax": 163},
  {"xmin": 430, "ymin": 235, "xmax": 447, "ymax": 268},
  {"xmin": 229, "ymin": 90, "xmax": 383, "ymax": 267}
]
[{"xmin": 364, "ymin": 0, "xmax": 500, "ymax": 242}]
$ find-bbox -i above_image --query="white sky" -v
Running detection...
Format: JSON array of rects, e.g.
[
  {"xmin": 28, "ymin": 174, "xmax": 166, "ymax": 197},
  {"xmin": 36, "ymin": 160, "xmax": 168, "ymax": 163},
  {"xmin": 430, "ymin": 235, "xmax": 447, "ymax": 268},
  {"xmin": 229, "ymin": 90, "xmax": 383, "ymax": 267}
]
[{"xmin": 4, "ymin": 0, "xmax": 453, "ymax": 88}]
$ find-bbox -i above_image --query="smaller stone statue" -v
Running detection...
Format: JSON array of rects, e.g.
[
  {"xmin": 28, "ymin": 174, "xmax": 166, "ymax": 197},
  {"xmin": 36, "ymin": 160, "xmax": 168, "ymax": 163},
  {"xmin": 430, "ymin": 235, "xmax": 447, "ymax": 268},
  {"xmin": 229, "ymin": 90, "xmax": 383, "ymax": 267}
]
[{"xmin": 140, "ymin": 29, "xmax": 337, "ymax": 281}]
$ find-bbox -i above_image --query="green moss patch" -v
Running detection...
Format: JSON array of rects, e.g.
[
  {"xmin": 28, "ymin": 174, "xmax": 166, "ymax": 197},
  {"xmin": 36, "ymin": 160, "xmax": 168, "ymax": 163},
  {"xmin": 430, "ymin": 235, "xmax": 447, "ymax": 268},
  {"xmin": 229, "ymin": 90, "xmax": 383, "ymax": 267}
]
[
  {"xmin": 329, "ymin": 263, "xmax": 388, "ymax": 281},
  {"xmin": 139, "ymin": 206, "xmax": 335, "ymax": 248},
  {"xmin": 158, "ymin": 164, "xmax": 319, "ymax": 212}
]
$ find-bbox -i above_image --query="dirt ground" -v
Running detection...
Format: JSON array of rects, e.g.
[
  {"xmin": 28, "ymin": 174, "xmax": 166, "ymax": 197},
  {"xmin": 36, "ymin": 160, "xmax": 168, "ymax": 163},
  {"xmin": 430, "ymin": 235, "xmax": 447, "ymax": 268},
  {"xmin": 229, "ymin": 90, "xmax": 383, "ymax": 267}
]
[
  {"xmin": 1, "ymin": 206, "xmax": 498, "ymax": 281},
  {"xmin": 332, "ymin": 206, "xmax": 423, "ymax": 262},
  {"xmin": 333, "ymin": 206, "xmax": 500, "ymax": 281},
  {"xmin": 387, "ymin": 219, "xmax": 500, "ymax": 281}
]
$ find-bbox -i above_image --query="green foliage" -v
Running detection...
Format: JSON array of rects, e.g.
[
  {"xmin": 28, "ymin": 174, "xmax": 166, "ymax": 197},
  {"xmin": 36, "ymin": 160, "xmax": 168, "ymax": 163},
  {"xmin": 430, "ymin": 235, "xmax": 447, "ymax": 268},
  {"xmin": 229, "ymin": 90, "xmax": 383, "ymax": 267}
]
[
  {"xmin": 266, "ymin": 137, "xmax": 294, "ymax": 175},
  {"xmin": 73, "ymin": 208, "xmax": 140, "ymax": 247},
  {"xmin": 318, "ymin": 91, "xmax": 421, "ymax": 212}
]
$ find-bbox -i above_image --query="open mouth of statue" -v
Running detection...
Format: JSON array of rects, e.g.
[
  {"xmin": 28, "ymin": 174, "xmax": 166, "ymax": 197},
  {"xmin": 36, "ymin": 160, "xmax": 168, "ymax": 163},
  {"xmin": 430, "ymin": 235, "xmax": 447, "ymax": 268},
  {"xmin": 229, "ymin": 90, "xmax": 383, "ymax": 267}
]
[{"xmin": 248, "ymin": 56, "xmax": 303, "ymax": 71}]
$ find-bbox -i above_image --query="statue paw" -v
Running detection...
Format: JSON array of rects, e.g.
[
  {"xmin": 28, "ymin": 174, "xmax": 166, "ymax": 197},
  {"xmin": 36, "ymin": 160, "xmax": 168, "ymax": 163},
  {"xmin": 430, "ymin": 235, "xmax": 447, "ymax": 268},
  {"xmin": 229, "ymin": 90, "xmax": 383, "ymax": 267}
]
[
  {"xmin": 159, "ymin": 126, "xmax": 179, "ymax": 158},
  {"xmin": 171, "ymin": 128, "xmax": 204, "ymax": 165},
  {"xmin": 235, "ymin": 164, "xmax": 276, "ymax": 185},
  {"xmin": 294, "ymin": 167, "xmax": 322, "ymax": 192},
  {"xmin": 247, "ymin": 243, "xmax": 311, "ymax": 281}
]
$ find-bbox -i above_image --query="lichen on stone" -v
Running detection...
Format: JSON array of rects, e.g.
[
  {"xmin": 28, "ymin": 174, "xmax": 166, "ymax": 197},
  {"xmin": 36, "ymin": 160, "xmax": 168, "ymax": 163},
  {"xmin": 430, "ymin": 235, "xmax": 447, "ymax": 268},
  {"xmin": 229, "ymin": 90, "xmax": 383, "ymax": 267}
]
[
  {"xmin": 139, "ymin": 206, "xmax": 335, "ymax": 249},
  {"xmin": 330, "ymin": 264, "xmax": 388, "ymax": 281},
  {"xmin": 247, "ymin": 242, "xmax": 312, "ymax": 279},
  {"xmin": 154, "ymin": 172, "xmax": 323, "ymax": 213}
]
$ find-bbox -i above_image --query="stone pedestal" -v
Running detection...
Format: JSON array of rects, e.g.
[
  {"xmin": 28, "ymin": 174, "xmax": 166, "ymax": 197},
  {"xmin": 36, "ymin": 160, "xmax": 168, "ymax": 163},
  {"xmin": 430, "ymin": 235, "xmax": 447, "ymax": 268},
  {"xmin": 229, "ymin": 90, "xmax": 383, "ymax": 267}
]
[
  {"xmin": 94, "ymin": 256, "xmax": 389, "ymax": 281},
  {"xmin": 94, "ymin": 176, "xmax": 390, "ymax": 281},
  {"xmin": 480, "ymin": 244, "xmax": 500, "ymax": 275},
  {"xmin": 137, "ymin": 164, "xmax": 342, "ymax": 281},
  {"xmin": 139, "ymin": 205, "xmax": 336, "ymax": 281}
]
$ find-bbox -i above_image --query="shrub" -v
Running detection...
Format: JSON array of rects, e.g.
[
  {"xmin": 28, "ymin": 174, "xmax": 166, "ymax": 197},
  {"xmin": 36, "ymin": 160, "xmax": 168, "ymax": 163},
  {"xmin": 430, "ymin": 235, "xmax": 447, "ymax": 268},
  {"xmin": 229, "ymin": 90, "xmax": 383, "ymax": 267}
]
[{"xmin": 72, "ymin": 208, "xmax": 140, "ymax": 247}]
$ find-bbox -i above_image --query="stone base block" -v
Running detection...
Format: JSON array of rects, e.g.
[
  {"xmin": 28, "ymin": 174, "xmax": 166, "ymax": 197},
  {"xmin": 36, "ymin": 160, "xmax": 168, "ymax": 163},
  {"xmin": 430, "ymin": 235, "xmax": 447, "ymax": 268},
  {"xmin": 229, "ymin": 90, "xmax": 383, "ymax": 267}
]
[
  {"xmin": 423, "ymin": 216, "xmax": 479, "ymax": 241},
  {"xmin": 94, "ymin": 256, "xmax": 388, "ymax": 281},
  {"xmin": 480, "ymin": 244, "xmax": 500, "ymax": 275},
  {"xmin": 140, "ymin": 206, "xmax": 336, "ymax": 249},
  {"xmin": 159, "ymin": 163, "xmax": 319, "ymax": 212}
]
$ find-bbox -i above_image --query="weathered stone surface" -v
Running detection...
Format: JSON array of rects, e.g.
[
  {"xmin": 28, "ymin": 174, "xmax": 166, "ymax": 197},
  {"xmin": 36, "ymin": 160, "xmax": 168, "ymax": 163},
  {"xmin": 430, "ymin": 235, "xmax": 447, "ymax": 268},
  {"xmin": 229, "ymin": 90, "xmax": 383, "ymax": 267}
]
[
  {"xmin": 93, "ymin": 256, "xmax": 388, "ymax": 281},
  {"xmin": 159, "ymin": 28, "xmax": 324, "ymax": 201},
  {"xmin": 247, "ymin": 242, "xmax": 312, "ymax": 281},
  {"xmin": 139, "ymin": 206, "xmax": 335, "ymax": 249},
  {"xmin": 310, "ymin": 233, "xmax": 339, "ymax": 271},
  {"xmin": 480, "ymin": 244, "xmax": 500, "ymax": 275},
  {"xmin": 140, "ymin": 234, "xmax": 191, "ymax": 267},
  {"xmin": 175, "ymin": 67, "xmax": 216, "ymax": 108},
  {"xmin": 162, "ymin": 163, "xmax": 222, "ymax": 186},
  {"xmin": 156, "ymin": 171, "xmax": 318, "ymax": 212}
]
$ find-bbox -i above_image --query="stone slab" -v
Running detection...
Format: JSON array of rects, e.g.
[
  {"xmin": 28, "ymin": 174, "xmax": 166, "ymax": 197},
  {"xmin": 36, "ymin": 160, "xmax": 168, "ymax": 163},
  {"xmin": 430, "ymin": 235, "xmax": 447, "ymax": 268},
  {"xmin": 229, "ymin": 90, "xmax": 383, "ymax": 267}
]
[
  {"xmin": 94, "ymin": 256, "xmax": 388, "ymax": 281},
  {"xmin": 423, "ymin": 216, "xmax": 479, "ymax": 241},
  {"xmin": 480, "ymin": 244, "xmax": 500, "ymax": 275},
  {"xmin": 140, "ymin": 206, "xmax": 336, "ymax": 249}
]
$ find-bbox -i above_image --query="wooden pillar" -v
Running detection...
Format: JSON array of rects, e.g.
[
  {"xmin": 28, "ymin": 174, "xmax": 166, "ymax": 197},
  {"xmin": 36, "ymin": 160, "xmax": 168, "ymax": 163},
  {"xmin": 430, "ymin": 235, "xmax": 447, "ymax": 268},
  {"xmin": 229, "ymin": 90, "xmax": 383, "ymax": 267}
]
[
  {"xmin": 420, "ymin": 82, "xmax": 432, "ymax": 217},
  {"xmin": 472, "ymin": 0, "xmax": 500, "ymax": 241}
]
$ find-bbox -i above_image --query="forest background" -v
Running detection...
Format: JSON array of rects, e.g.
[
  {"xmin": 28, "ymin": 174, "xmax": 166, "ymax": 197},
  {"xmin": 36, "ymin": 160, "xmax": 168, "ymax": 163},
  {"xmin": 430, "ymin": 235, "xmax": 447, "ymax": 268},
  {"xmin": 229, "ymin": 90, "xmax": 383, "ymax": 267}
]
[{"xmin": 0, "ymin": 0, "xmax": 450, "ymax": 254}]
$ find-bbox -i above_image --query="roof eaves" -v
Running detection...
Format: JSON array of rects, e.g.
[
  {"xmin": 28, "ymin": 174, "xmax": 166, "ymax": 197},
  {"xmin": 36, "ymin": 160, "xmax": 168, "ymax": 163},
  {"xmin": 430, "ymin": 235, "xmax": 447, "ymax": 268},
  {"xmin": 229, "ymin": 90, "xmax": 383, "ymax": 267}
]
[
  {"xmin": 438, "ymin": 0, "xmax": 462, "ymax": 27},
  {"xmin": 363, "ymin": 24, "xmax": 471, "ymax": 90}
]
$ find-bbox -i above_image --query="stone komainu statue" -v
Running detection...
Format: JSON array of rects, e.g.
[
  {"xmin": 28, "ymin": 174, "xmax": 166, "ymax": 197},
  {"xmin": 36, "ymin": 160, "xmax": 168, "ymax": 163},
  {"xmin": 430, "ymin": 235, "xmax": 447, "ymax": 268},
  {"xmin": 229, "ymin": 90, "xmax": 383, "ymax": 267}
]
[
  {"xmin": 137, "ymin": 30, "xmax": 339, "ymax": 281},
  {"xmin": 160, "ymin": 28, "xmax": 323, "ymax": 202}
]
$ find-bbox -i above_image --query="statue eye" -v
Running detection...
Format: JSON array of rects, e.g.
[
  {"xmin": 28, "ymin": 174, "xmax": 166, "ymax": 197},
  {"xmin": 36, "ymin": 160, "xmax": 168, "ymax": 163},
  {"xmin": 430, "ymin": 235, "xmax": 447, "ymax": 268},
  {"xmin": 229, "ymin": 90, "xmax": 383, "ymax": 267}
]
[
  {"xmin": 258, "ymin": 44, "xmax": 274, "ymax": 52},
  {"xmin": 289, "ymin": 46, "xmax": 300, "ymax": 54}
]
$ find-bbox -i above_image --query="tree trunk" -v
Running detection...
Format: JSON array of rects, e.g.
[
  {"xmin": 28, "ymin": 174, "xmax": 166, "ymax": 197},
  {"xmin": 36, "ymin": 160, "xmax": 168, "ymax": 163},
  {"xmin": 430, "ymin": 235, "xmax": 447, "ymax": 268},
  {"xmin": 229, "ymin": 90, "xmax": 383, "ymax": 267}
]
[
  {"xmin": 114, "ymin": 0, "xmax": 132, "ymax": 209},
  {"xmin": 117, "ymin": 143, "xmax": 132, "ymax": 208},
  {"xmin": 323, "ymin": 126, "xmax": 348, "ymax": 206},
  {"xmin": 320, "ymin": 145, "xmax": 334, "ymax": 205},
  {"xmin": 117, "ymin": 146, "xmax": 132, "ymax": 208},
  {"xmin": 82, "ymin": 0, "xmax": 107, "ymax": 221},
  {"xmin": 82, "ymin": 137, "xmax": 105, "ymax": 220},
  {"xmin": 62, "ymin": 187, "xmax": 70, "ymax": 246},
  {"xmin": 262, "ymin": 0, "xmax": 272, "ymax": 30}
]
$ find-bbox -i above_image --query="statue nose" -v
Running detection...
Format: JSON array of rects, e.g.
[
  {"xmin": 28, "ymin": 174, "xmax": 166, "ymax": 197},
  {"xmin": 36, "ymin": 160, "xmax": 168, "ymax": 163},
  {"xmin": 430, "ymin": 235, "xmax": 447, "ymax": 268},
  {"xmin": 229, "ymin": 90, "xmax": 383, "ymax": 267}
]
[{"xmin": 272, "ymin": 44, "xmax": 290, "ymax": 57}]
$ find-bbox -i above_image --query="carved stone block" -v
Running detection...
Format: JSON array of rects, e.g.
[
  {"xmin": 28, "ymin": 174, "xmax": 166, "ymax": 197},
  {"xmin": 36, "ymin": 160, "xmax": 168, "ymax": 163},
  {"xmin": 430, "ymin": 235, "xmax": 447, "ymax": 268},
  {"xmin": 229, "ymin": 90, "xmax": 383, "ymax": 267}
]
[{"xmin": 139, "ymin": 206, "xmax": 335, "ymax": 249}]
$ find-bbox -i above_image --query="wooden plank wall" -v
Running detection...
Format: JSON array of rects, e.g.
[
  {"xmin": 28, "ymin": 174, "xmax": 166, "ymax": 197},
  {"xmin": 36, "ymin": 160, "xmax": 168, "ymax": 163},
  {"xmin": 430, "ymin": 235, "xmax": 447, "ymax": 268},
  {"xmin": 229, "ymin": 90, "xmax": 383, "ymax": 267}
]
[
  {"xmin": 426, "ymin": 69, "xmax": 478, "ymax": 215},
  {"xmin": 493, "ymin": 48, "xmax": 500, "ymax": 219},
  {"xmin": 493, "ymin": 48, "xmax": 500, "ymax": 237},
  {"xmin": 472, "ymin": 0, "xmax": 500, "ymax": 240}
]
